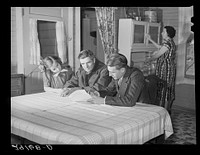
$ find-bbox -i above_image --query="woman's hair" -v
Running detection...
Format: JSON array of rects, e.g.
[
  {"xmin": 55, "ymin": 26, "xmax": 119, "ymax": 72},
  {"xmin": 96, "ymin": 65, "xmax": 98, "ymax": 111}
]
[
  {"xmin": 78, "ymin": 49, "xmax": 95, "ymax": 60},
  {"xmin": 164, "ymin": 26, "xmax": 176, "ymax": 38},
  {"xmin": 43, "ymin": 56, "xmax": 62, "ymax": 68},
  {"xmin": 106, "ymin": 53, "xmax": 128, "ymax": 70}
]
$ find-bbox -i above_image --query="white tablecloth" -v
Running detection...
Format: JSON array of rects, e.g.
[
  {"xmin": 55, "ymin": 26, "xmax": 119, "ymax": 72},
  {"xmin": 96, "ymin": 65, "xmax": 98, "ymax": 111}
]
[{"xmin": 11, "ymin": 92, "xmax": 173, "ymax": 144}]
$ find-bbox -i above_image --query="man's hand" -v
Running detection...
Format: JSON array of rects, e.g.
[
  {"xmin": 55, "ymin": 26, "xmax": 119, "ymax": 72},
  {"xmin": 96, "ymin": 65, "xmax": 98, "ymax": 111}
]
[
  {"xmin": 60, "ymin": 88, "xmax": 71, "ymax": 97},
  {"xmin": 87, "ymin": 96, "xmax": 104, "ymax": 105},
  {"xmin": 88, "ymin": 90, "xmax": 100, "ymax": 97},
  {"xmin": 60, "ymin": 87, "xmax": 81, "ymax": 97}
]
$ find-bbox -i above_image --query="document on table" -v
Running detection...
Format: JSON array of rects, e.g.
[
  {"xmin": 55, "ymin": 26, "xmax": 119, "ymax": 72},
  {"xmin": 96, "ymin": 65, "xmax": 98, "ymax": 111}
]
[{"xmin": 68, "ymin": 89, "xmax": 92, "ymax": 102}]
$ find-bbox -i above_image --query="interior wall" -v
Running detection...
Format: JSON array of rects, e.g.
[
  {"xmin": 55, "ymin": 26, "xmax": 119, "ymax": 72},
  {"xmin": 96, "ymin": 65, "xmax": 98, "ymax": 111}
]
[
  {"xmin": 173, "ymin": 84, "xmax": 195, "ymax": 110},
  {"xmin": 11, "ymin": 7, "xmax": 17, "ymax": 74}
]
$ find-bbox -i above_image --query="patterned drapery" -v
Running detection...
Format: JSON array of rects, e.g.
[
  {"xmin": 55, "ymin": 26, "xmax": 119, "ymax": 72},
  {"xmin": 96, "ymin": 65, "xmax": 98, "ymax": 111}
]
[{"xmin": 95, "ymin": 7, "xmax": 117, "ymax": 59}]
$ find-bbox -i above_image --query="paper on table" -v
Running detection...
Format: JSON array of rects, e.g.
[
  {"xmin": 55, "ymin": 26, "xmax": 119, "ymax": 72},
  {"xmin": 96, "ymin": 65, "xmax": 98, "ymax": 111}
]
[{"xmin": 68, "ymin": 89, "xmax": 92, "ymax": 102}]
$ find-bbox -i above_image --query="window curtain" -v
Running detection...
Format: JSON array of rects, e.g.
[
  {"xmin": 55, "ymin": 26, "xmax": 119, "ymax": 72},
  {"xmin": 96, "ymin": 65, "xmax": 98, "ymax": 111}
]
[
  {"xmin": 29, "ymin": 18, "xmax": 41, "ymax": 65},
  {"xmin": 56, "ymin": 21, "xmax": 67, "ymax": 64},
  {"xmin": 178, "ymin": 7, "xmax": 193, "ymax": 44},
  {"xmin": 95, "ymin": 7, "xmax": 117, "ymax": 59}
]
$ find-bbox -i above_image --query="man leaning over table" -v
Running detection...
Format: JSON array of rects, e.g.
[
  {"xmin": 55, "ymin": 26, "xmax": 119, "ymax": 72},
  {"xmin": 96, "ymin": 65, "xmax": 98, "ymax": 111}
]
[
  {"xmin": 60, "ymin": 49, "xmax": 112, "ymax": 97},
  {"xmin": 87, "ymin": 52, "xmax": 150, "ymax": 107}
]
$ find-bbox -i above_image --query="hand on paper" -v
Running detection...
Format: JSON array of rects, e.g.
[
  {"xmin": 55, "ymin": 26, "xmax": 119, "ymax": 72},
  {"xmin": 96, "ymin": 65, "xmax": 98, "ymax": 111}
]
[
  {"xmin": 60, "ymin": 87, "xmax": 81, "ymax": 97},
  {"xmin": 44, "ymin": 86, "xmax": 63, "ymax": 94},
  {"xmin": 87, "ymin": 96, "xmax": 104, "ymax": 105},
  {"xmin": 88, "ymin": 90, "xmax": 100, "ymax": 97}
]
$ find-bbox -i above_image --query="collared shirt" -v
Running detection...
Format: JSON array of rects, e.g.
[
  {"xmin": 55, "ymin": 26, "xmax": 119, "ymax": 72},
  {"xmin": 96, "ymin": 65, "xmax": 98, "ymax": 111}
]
[{"xmin": 118, "ymin": 76, "xmax": 123, "ymax": 87}]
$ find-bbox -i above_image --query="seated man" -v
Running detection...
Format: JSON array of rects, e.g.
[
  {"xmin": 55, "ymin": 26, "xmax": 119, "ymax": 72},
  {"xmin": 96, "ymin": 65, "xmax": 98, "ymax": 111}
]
[
  {"xmin": 88, "ymin": 53, "xmax": 150, "ymax": 107},
  {"xmin": 60, "ymin": 49, "xmax": 112, "ymax": 97}
]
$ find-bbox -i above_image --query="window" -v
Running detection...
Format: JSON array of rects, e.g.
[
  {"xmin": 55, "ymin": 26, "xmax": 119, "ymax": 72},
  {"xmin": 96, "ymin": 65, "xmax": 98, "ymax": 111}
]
[
  {"xmin": 185, "ymin": 33, "xmax": 194, "ymax": 79},
  {"xmin": 133, "ymin": 24, "xmax": 145, "ymax": 44},
  {"xmin": 37, "ymin": 20, "xmax": 58, "ymax": 58},
  {"xmin": 148, "ymin": 26, "xmax": 159, "ymax": 44}
]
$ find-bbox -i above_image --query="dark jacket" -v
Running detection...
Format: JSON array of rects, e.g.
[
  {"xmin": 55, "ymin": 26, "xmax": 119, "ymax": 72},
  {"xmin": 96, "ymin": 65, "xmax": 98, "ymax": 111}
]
[
  {"xmin": 64, "ymin": 59, "xmax": 112, "ymax": 93},
  {"xmin": 99, "ymin": 66, "xmax": 150, "ymax": 107}
]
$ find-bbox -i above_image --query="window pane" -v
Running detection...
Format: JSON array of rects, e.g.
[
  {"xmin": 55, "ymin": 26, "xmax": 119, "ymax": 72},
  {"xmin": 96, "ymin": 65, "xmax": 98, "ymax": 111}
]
[
  {"xmin": 37, "ymin": 20, "xmax": 58, "ymax": 58},
  {"xmin": 133, "ymin": 25, "xmax": 145, "ymax": 44},
  {"xmin": 148, "ymin": 26, "xmax": 158, "ymax": 44}
]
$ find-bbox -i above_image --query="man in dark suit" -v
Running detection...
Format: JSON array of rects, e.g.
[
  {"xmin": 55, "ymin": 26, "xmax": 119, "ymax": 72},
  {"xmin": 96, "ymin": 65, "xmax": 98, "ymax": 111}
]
[
  {"xmin": 88, "ymin": 53, "xmax": 150, "ymax": 107},
  {"xmin": 60, "ymin": 49, "xmax": 112, "ymax": 97}
]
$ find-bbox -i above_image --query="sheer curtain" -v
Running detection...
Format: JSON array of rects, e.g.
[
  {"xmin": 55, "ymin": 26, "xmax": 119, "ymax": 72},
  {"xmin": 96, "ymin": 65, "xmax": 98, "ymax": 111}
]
[
  {"xmin": 56, "ymin": 21, "xmax": 67, "ymax": 64},
  {"xmin": 29, "ymin": 18, "xmax": 41, "ymax": 65},
  {"xmin": 178, "ymin": 7, "xmax": 193, "ymax": 44},
  {"xmin": 95, "ymin": 7, "xmax": 117, "ymax": 60}
]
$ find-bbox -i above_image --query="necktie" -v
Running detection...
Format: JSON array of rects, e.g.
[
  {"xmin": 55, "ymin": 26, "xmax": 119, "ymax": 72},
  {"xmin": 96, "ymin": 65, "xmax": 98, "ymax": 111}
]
[{"xmin": 85, "ymin": 74, "xmax": 89, "ymax": 86}]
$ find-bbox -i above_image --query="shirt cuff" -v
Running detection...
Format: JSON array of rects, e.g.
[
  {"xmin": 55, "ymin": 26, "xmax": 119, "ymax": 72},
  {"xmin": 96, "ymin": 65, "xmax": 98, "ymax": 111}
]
[{"xmin": 104, "ymin": 96, "xmax": 106, "ymax": 105}]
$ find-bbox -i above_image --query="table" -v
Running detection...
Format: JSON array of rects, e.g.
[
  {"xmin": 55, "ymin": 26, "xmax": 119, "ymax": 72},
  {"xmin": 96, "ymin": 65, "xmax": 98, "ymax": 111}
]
[{"xmin": 11, "ymin": 92, "xmax": 173, "ymax": 144}]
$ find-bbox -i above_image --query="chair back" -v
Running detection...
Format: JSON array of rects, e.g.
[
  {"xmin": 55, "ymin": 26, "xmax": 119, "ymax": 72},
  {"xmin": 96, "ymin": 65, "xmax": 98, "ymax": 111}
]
[{"xmin": 144, "ymin": 75, "xmax": 167, "ymax": 107}]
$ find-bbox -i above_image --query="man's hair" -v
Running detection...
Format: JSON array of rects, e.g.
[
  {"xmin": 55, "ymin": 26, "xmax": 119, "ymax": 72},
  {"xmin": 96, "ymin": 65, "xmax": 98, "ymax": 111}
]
[
  {"xmin": 106, "ymin": 53, "xmax": 128, "ymax": 70},
  {"xmin": 78, "ymin": 49, "xmax": 95, "ymax": 60},
  {"xmin": 164, "ymin": 26, "xmax": 176, "ymax": 39}
]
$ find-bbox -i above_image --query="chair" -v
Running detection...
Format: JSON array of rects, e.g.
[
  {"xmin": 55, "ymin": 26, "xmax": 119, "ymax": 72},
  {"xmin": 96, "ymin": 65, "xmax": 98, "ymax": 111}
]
[{"xmin": 144, "ymin": 75, "xmax": 167, "ymax": 108}]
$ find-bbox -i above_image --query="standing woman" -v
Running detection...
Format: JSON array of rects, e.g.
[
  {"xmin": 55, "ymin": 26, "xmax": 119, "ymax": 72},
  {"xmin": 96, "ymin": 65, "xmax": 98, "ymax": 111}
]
[{"xmin": 145, "ymin": 26, "xmax": 176, "ymax": 114}]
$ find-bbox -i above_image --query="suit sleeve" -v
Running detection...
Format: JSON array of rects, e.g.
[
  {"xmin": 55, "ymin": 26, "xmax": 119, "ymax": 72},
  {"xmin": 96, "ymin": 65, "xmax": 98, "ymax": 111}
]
[
  {"xmin": 93, "ymin": 66, "xmax": 112, "ymax": 90},
  {"xmin": 65, "ymin": 68, "xmax": 75, "ymax": 81},
  {"xmin": 105, "ymin": 71, "xmax": 144, "ymax": 107},
  {"xmin": 98, "ymin": 79, "xmax": 117, "ymax": 97},
  {"xmin": 63, "ymin": 70, "xmax": 79, "ymax": 88}
]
